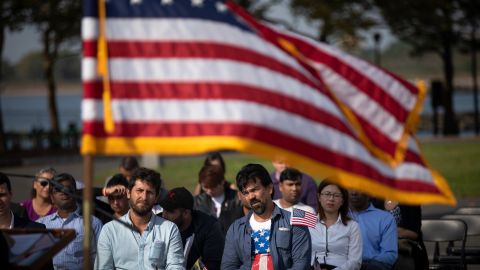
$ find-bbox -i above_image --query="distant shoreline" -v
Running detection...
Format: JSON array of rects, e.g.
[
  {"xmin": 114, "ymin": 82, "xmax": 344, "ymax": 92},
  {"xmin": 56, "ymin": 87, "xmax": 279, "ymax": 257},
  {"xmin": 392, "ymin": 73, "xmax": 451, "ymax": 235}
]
[{"xmin": 1, "ymin": 82, "xmax": 82, "ymax": 97}]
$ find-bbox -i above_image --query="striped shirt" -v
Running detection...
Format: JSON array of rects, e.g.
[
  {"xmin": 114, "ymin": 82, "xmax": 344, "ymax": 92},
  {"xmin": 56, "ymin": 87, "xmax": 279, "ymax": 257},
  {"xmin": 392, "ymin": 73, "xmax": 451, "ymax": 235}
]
[{"xmin": 37, "ymin": 207, "xmax": 103, "ymax": 270}]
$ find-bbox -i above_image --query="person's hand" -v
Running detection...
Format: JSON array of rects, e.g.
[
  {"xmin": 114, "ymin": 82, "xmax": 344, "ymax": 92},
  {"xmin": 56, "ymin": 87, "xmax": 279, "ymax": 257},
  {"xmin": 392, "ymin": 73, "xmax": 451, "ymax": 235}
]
[{"xmin": 103, "ymin": 185, "xmax": 127, "ymax": 196}]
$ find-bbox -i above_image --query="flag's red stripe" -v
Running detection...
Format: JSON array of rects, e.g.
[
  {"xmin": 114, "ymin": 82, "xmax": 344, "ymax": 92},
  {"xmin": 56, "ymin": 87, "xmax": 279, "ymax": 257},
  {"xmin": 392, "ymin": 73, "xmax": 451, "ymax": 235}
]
[
  {"xmin": 82, "ymin": 121, "xmax": 440, "ymax": 194},
  {"xmin": 82, "ymin": 40, "xmax": 323, "ymax": 92},
  {"xmin": 82, "ymin": 81, "xmax": 356, "ymax": 138}
]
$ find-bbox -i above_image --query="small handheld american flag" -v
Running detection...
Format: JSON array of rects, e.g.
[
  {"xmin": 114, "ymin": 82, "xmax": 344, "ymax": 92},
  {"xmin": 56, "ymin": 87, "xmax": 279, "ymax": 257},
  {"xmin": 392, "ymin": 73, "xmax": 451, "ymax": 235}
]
[{"xmin": 291, "ymin": 208, "xmax": 317, "ymax": 228}]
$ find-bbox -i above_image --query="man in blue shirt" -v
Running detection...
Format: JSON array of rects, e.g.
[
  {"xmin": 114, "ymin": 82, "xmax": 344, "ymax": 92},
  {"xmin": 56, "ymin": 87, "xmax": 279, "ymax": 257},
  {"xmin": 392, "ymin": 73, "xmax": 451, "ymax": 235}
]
[
  {"xmin": 38, "ymin": 173, "xmax": 103, "ymax": 270},
  {"xmin": 349, "ymin": 189, "xmax": 397, "ymax": 270},
  {"xmin": 221, "ymin": 164, "xmax": 311, "ymax": 270},
  {"xmin": 95, "ymin": 168, "xmax": 184, "ymax": 269}
]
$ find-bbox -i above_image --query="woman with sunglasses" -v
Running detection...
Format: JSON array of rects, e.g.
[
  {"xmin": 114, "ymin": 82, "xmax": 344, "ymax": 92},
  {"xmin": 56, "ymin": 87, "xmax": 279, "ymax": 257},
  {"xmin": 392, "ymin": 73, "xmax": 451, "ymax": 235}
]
[
  {"xmin": 20, "ymin": 168, "xmax": 57, "ymax": 221},
  {"xmin": 310, "ymin": 180, "xmax": 362, "ymax": 270}
]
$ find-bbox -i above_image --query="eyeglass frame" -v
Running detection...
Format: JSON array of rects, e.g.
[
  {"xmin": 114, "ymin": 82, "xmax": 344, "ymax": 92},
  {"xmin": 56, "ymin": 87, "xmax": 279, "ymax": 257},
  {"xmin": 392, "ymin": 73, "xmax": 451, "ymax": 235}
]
[{"xmin": 320, "ymin": 192, "xmax": 343, "ymax": 199}]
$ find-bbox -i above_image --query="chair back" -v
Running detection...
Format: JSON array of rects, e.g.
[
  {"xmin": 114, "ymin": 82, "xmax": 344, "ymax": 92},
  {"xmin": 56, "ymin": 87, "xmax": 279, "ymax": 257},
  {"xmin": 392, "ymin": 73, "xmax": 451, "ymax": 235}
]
[
  {"xmin": 455, "ymin": 207, "xmax": 480, "ymax": 215},
  {"xmin": 422, "ymin": 219, "xmax": 467, "ymax": 242},
  {"xmin": 442, "ymin": 214, "xmax": 480, "ymax": 236}
]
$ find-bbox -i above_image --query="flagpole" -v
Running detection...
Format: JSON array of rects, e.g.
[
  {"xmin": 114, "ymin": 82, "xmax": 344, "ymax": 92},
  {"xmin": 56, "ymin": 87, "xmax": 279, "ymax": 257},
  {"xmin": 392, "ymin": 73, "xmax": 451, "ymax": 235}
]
[{"xmin": 82, "ymin": 154, "xmax": 94, "ymax": 269}]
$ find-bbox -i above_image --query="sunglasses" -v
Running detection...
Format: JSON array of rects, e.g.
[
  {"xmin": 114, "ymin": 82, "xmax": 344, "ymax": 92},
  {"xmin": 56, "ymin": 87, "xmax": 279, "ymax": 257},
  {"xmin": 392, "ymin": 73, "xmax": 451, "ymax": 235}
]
[{"xmin": 37, "ymin": 179, "xmax": 50, "ymax": 187}]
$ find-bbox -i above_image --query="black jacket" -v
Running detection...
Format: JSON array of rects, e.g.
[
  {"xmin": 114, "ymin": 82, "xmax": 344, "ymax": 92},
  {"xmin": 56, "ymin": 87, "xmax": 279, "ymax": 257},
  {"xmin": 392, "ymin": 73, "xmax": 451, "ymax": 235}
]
[
  {"xmin": 194, "ymin": 185, "xmax": 243, "ymax": 235},
  {"xmin": 13, "ymin": 213, "xmax": 46, "ymax": 229},
  {"xmin": 185, "ymin": 210, "xmax": 224, "ymax": 270}
]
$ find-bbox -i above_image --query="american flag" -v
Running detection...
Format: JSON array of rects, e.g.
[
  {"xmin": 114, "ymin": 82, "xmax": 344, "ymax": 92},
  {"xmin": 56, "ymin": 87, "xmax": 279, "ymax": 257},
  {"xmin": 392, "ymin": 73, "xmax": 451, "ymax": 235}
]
[
  {"xmin": 291, "ymin": 208, "xmax": 317, "ymax": 228},
  {"xmin": 81, "ymin": 0, "xmax": 455, "ymax": 205}
]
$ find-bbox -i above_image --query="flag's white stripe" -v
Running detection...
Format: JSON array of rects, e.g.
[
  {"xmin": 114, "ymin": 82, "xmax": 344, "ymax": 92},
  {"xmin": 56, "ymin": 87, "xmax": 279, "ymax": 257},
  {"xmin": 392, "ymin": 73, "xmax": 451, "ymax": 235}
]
[
  {"xmin": 82, "ymin": 99, "xmax": 433, "ymax": 185},
  {"xmin": 82, "ymin": 17, "xmax": 314, "ymax": 81},
  {"xmin": 315, "ymin": 62, "xmax": 403, "ymax": 141},
  {"xmin": 82, "ymin": 57, "xmax": 346, "ymax": 121},
  {"xmin": 275, "ymin": 26, "xmax": 417, "ymax": 111}
]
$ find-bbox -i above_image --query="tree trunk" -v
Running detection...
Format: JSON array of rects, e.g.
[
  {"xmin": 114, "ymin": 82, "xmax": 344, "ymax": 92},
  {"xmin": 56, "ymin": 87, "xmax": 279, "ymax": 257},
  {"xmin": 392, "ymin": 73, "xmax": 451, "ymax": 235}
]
[
  {"xmin": 0, "ymin": 25, "xmax": 7, "ymax": 154},
  {"xmin": 43, "ymin": 30, "xmax": 60, "ymax": 148},
  {"xmin": 441, "ymin": 36, "xmax": 459, "ymax": 135}
]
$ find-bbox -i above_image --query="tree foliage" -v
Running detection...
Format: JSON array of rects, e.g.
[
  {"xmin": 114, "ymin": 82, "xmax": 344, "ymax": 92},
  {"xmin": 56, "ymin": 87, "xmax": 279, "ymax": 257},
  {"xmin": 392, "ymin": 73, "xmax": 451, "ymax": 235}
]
[
  {"xmin": 375, "ymin": 0, "xmax": 467, "ymax": 135},
  {"xmin": 289, "ymin": 0, "xmax": 377, "ymax": 47},
  {"xmin": 26, "ymin": 0, "xmax": 81, "ymax": 139}
]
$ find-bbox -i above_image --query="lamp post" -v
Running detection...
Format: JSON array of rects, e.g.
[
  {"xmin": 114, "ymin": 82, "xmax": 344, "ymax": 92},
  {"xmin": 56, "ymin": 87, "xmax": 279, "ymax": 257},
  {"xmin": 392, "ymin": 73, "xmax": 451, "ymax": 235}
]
[{"xmin": 373, "ymin": 32, "xmax": 382, "ymax": 66}]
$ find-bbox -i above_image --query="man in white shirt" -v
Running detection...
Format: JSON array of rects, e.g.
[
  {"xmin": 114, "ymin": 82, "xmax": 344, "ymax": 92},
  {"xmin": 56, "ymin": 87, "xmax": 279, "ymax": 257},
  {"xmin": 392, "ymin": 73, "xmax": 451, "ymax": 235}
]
[{"xmin": 273, "ymin": 168, "xmax": 316, "ymax": 214}]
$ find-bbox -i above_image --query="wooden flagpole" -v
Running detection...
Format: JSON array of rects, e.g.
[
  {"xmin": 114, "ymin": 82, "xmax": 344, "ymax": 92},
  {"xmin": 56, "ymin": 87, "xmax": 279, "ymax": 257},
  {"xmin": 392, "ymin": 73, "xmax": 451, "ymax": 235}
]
[{"xmin": 82, "ymin": 154, "xmax": 93, "ymax": 269}]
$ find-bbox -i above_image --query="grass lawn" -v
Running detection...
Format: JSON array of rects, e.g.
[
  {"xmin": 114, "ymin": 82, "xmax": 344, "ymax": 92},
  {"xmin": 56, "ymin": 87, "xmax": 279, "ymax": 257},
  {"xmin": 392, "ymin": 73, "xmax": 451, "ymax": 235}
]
[
  {"xmin": 95, "ymin": 139, "xmax": 480, "ymax": 199},
  {"xmin": 419, "ymin": 139, "xmax": 480, "ymax": 198}
]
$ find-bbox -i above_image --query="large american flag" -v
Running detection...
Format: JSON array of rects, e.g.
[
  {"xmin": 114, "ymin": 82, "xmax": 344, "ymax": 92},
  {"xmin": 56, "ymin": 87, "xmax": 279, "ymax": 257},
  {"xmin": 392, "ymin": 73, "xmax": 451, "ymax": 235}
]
[{"xmin": 81, "ymin": 0, "xmax": 455, "ymax": 205}]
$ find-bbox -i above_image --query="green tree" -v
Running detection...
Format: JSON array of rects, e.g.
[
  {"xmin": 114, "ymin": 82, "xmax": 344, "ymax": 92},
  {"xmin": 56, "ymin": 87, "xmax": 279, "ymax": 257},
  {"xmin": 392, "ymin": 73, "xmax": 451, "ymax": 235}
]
[
  {"xmin": 1, "ymin": 0, "xmax": 29, "ymax": 153},
  {"xmin": 375, "ymin": 0, "xmax": 463, "ymax": 135},
  {"xmin": 27, "ymin": 0, "xmax": 81, "ymax": 143},
  {"xmin": 289, "ymin": 0, "xmax": 377, "ymax": 47}
]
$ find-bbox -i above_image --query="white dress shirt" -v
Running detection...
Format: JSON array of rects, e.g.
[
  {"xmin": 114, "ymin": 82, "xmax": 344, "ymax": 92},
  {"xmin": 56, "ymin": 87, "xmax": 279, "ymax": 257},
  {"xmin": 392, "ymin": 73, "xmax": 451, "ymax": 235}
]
[
  {"xmin": 309, "ymin": 215, "xmax": 362, "ymax": 270},
  {"xmin": 273, "ymin": 199, "xmax": 316, "ymax": 214}
]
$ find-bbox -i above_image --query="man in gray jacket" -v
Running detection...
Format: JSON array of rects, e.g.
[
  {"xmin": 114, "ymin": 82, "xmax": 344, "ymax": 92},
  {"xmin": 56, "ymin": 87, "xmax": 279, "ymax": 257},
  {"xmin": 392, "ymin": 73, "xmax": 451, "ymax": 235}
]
[{"xmin": 221, "ymin": 164, "xmax": 311, "ymax": 270}]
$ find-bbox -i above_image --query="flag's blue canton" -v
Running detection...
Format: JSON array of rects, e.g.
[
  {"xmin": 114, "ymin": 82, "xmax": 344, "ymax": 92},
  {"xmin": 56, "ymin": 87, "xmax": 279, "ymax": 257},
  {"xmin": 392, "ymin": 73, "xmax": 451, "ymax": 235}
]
[
  {"xmin": 251, "ymin": 229, "xmax": 271, "ymax": 255},
  {"xmin": 83, "ymin": 0, "xmax": 253, "ymax": 33},
  {"xmin": 293, "ymin": 208, "xmax": 306, "ymax": 218}
]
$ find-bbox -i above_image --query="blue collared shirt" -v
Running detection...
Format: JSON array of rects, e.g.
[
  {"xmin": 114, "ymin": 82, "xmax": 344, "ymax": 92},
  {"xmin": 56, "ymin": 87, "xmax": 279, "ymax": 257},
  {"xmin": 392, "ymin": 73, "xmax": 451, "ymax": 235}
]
[
  {"xmin": 94, "ymin": 211, "xmax": 185, "ymax": 270},
  {"xmin": 350, "ymin": 204, "xmax": 397, "ymax": 267},
  {"xmin": 37, "ymin": 207, "xmax": 103, "ymax": 270}
]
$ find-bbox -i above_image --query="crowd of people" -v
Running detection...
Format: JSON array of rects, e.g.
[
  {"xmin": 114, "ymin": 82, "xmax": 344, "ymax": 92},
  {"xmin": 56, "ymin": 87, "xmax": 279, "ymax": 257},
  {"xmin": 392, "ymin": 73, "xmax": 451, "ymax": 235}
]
[{"xmin": 0, "ymin": 153, "xmax": 429, "ymax": 270}]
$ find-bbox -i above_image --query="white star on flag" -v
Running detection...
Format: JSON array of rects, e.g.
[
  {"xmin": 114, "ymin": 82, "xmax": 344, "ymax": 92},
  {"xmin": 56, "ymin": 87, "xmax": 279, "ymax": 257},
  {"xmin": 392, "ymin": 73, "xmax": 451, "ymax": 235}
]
[
  {"xmin": 161, "ymin": 0, "xmax": 173, "ymax": 5},
  {"xmin": 215, "ymin": 1, "xmax": 227, "ymax": 12},
  {"xmin": 191, "ymin": 0, "xmax": 203, "ymax": 7},
  {"xmin": 259, "ymin": 242, "xmax": 265, "ymax": 247},
  {"xmin": 254, "ymin": 237, "xmax": 259, "ymax": 242},
  {"xmin": 130, "ymin": 0, "xmax": 141, "ymax": 4}
]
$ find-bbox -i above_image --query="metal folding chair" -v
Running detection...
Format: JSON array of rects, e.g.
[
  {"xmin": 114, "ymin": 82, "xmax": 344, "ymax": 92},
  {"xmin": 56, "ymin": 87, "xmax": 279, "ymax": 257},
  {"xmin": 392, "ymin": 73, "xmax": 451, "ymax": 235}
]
[
  {"xmin": 454, "ymin": 208, "xmax": 480, "ymax": 215},
  {"xmin": 422, "ymin": 219, "xmax": 467, "ymax": 270},
  {"xmin": 442, "ymin": 214, "xmax": 480, "ymax": 264}
]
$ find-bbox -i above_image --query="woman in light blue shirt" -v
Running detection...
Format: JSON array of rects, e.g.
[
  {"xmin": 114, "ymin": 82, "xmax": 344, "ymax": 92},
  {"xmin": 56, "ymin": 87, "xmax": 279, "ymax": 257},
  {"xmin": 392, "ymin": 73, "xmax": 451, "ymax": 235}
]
[{"xmin": 309, "ymin": 180, "xmax": 362, "ymax": 270}]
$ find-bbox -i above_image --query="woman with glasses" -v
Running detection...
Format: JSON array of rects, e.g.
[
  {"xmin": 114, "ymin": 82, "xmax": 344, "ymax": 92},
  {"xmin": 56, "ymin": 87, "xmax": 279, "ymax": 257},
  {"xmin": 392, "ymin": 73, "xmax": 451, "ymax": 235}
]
[
  {"xmin": 310, "ymin": 180, "xmax": 362, "ymax": 270},
  {"xmin": 20, "ymin": 168, "xmax": 57, "ymax": 221}
]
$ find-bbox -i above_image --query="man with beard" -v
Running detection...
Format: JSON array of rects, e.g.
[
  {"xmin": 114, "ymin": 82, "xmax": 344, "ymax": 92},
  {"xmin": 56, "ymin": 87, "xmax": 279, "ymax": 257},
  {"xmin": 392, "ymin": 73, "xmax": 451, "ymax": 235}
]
[
  {"xmin": 38, "ymin": 173, "xmax": 103, "ymax": 270},
  {"xmin": 95, "ymin": 168, "xmax": 184, "ymax": 269},
  {"xmin": 161, "ymin": 187, "xmax": 224, "ymax": 270},
  {"xmin": 349, "ymin": 189, "xmax": 397, "ymax": 270},
  {"xmin": 221, "ymin": 164, "xmax": 311, "ymax": 270},
  {"xmin": 273, "ymin": 168, "xmax": 316, "ymax": 214}
]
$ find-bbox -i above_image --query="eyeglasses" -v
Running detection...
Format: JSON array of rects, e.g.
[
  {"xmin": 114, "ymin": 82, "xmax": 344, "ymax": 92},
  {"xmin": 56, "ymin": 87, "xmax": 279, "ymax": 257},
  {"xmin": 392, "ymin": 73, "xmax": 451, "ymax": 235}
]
[{"xmin": 320, "ymin": 192, "xmax": 343, "ymax": 199}]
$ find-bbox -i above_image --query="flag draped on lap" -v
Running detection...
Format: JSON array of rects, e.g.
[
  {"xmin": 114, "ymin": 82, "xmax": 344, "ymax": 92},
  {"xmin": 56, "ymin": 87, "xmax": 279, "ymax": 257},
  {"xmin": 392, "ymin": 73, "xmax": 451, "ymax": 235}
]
[{"xmin": 81, "ymin": 0, "xmax": 455, "ymax": 205}]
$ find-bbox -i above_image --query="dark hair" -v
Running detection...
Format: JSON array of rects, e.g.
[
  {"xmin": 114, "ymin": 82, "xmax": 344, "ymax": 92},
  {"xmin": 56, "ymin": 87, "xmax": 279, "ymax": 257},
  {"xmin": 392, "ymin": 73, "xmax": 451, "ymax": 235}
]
[
  {"xmin": 0, "ymin": 173, "xmax": 12, "ymax": 193},
  {"xmin": 198, "ymin": 165, "xmax": 224, "ymax": 188},
  {"xmin": 129, "ymin": 167, "xmax": 161, "ymax": 195},
  {"xmin": 31, "ymin": 167, "xmax": 56, "ymax": 198},
  {"xmin": 203, "ymin": 152, "xmax": 226, "ymax": 175},
  {"xmin": 51, "ymin": 173, "xmax": 77, "ymax": 194},
  {"xmin": 317, "ymin": 179, "xmax": 350, "ymax": 225},
  {"xmin": 120, "ymin": 156, "xmax": 139, "ymax": 172},
  {"xmin": 106, "ymin": 174, "xmax": 129, "ymax": 188},
  {"xmin": 279, "ymin": 167, "xmax": 302, "ymax": 183},
  {"xmin": 236, "ymin": 164, "xmax": 274, "ymax": 198}
]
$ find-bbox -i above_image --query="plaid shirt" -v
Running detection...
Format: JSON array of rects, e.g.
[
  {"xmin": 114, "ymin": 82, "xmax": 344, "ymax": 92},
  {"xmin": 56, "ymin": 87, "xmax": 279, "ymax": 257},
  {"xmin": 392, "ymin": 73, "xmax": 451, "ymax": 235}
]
[{"xmin": 37, "ymin": 207, "xmax": 103, "ymax": 270}]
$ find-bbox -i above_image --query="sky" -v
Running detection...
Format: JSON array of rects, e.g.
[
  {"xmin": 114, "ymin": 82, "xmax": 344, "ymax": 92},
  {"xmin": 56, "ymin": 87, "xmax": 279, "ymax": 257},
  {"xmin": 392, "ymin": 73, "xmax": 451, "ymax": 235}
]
[{"xmin": 3, "ymin": 0, "xmax": 394, "ymax": 64}]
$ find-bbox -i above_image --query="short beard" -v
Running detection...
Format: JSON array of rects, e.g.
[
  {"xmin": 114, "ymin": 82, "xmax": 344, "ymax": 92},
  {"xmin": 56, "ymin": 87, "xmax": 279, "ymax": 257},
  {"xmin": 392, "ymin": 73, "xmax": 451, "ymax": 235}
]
[
  {"xmin": 251, "ymin": 202, "xmax": 266, "ymax": 215},
  {"xmin": 130, "ymin": 203, "xmax": 152, "ymax": 217}
]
